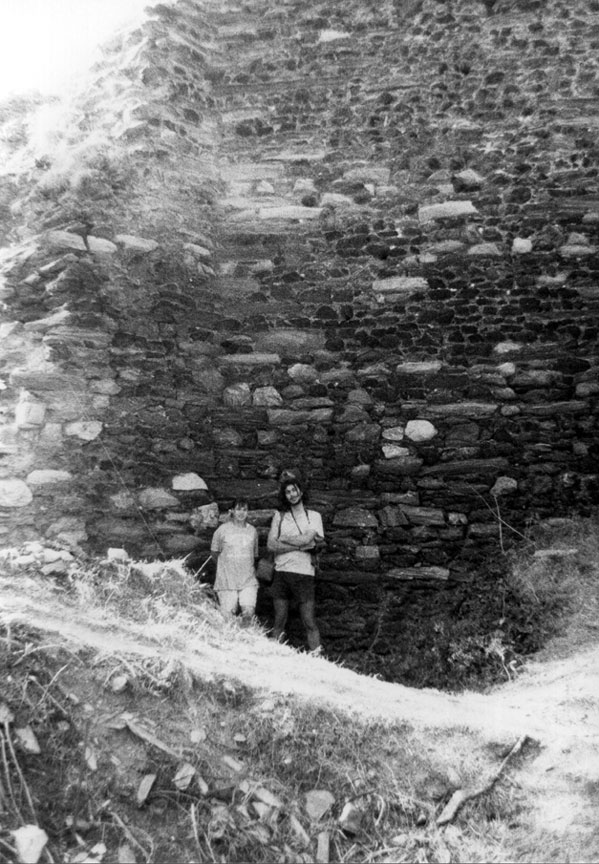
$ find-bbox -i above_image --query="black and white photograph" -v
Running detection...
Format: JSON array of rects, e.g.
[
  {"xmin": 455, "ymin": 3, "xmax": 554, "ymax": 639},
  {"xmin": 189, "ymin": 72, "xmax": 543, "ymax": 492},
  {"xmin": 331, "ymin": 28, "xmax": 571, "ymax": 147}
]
[{"xmin": 0, "ymin": 0, "xmax": 598, "ymax": 861}]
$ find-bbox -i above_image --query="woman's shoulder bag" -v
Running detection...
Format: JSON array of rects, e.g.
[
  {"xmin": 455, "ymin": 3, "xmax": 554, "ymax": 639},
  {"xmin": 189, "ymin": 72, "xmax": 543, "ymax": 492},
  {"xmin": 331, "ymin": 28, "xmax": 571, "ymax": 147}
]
[{"xmin": 256, "ymin": 511, "xmax": 281, "ymax": 583}]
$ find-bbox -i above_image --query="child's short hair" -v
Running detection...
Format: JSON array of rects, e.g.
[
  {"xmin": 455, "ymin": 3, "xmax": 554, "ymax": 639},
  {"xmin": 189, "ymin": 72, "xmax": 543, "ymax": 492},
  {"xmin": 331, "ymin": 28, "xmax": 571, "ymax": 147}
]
[{"xmin": 233, "ymin": 497, "xmax": 249, "ymax": 509}]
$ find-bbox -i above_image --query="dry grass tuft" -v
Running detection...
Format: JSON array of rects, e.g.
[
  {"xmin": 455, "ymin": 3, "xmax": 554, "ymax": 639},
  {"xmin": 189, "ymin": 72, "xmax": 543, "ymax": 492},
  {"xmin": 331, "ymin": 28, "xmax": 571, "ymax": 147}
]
[{"xmin": 505, "ymin": 515, "xmax": 599, "ymax": 659}]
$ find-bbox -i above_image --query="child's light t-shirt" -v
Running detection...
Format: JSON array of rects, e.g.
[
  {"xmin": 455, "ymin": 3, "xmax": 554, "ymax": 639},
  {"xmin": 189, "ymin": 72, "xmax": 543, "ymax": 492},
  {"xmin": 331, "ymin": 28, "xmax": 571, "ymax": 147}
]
[{"xmin": 211, "ymin": 522, "xmax": 259, "ymax": 590}]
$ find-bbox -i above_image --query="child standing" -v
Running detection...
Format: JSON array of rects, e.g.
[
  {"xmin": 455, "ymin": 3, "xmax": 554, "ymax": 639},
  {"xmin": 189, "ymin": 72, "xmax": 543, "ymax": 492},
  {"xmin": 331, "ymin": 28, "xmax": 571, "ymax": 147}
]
[{"xmin": 210, "ymin": 498, "xmax": 259, "ymax": 621}]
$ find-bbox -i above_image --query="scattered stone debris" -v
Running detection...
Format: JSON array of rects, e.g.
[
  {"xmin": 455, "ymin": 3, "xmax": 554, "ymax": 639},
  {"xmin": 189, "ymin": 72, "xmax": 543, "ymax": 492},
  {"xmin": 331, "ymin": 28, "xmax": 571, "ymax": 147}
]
[
  {"xmin": 305, "ymin": 789, "xmax": 335, "ymax": 821},
  {"xmin": 173, "ymin": 762, "xmax": 196, "ymax": 791},
  {"xmin": 11, "ymin": 826, "xmax": 49, "ymax": 864},
  {"xmin": 136, "ymin": 774, "xmax": 157, "ymax": 808},
  {"xmin": 14, "ymin": 726, "xmax": 41, "ymax": 755},
  {"xmin": 109, "ymin": 674, "xmax": 129, "ymax": 694},
  {"xmin": 533, "ymin": 548, "xmax": 579, "ymax": 559},
  {"xmin": 338, "ymin": 800, "xmax": 363, "ymax": 836}
]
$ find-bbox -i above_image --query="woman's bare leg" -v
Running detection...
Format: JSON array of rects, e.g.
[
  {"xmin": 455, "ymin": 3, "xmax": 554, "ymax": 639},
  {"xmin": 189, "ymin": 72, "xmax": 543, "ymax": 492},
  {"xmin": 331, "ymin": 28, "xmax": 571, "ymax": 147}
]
[
  {"xmin": 272, "ymin": 598, "xmax": 289, "ymax": 642},
  {"xmin": 299, "ymin": 600, "xmax": 321, "ymax": 651}
]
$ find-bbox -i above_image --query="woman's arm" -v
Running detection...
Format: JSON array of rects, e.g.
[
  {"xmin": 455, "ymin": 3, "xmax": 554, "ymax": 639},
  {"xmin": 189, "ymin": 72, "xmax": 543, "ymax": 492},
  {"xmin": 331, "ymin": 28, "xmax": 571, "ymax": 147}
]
[
  {"xmin": 267, "ymin": 514, "xmax": 313, "ymax": 553},
  {"xmin": 210, "ymin": 525, "xmax": 223, "ymax": 561},
  {"xmin": 307, "ymin": 511, "xmax": 325, "ymax": 550}
]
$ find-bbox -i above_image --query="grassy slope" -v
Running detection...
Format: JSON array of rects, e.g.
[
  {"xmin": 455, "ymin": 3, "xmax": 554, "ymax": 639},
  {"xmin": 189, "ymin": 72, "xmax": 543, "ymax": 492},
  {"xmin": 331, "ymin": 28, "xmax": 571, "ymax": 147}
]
[{"xmin": 0, "ymin": 515, "xmax": 598, "ymax": 863}]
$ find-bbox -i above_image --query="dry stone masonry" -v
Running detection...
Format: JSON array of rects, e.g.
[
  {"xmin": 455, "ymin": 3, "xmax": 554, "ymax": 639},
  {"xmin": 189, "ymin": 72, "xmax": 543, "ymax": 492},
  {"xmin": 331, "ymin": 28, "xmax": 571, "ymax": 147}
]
[{"xmin": 1, "ymin": 0, "xmax": 598, "ymax": 657}]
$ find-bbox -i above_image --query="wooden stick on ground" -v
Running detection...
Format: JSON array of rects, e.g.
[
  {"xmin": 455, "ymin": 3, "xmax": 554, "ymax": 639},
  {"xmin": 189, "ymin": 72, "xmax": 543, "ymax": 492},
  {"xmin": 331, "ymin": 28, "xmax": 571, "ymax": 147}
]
[
  {"xmin": 108, "ymin": 809, "xmax": 152, "ymax": 863},
  {"xmin": 437, "ymin": 735, "xmax": 530, "ymax": 826}
]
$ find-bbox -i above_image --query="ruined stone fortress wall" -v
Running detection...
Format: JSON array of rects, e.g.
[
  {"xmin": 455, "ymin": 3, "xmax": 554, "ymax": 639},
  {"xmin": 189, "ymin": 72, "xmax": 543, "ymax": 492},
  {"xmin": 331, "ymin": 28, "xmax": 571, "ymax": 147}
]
[{"xmin": 0, "ymin": 0, "xmax": 598, "ymax": 650}]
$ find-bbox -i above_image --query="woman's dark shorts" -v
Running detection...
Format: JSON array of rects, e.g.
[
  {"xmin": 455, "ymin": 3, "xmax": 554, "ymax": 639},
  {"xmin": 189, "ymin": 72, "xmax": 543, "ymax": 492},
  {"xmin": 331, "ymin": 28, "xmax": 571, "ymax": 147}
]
[{"xmin": 270, "ymin": 570, "xmax": 315, "ymax": 604}]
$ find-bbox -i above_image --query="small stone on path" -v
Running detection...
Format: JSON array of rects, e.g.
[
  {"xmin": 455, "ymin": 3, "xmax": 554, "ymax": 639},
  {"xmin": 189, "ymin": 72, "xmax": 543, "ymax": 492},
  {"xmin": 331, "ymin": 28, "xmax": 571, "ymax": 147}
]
[{"xmin": 305, "ymin": 789, "xmax": 335, "ymax": 821}]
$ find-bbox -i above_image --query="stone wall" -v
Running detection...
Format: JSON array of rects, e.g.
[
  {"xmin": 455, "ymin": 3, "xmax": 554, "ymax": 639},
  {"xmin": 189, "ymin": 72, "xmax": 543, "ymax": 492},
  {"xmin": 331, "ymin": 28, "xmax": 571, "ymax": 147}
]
[{"xmin": 0, "ymin": 0, "xmax": 598, "ymax": 655}]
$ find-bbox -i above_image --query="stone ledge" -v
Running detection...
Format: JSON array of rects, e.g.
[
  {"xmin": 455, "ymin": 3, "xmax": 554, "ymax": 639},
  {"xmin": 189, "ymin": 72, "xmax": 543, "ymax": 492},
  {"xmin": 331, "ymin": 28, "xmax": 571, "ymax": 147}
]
[
  {"xmin": 332, "ymin": 507, "xmax": 379, "ymax": 528},
  {"xmin": 217, "ymin": 353, "xmax": 281, "ymax": 366},
  {"xmin": 45, "ymin": 231, "xmax": 87, "ymax": 252},
  {"xmin": 114, "ymin": 235, "xmax": 159, "ymax": 252},
  {"xmin": 208, "ymin": 479, "xmax": 278, "ymax": 502},
  {"xmin": 421, "ymin": 458, "xmax": 510, "ymax": 477},
  {"xmin": 267, "ymin": 408, "xmax": 333, "ymax": 425},
  {"xmin": 524, "ymin": 401, "xmax": 588, "ymax": 416},
  {"xmin": 372, "ymin": 276, "xmax": 428, "ymax": 294},
  {"xmin": 395, "ymin": 361, "xmax": 443, "ymax": 375},
  {"xmin": 9, "ymin": 370, "xmax": 88, "ymax": 392},
  {"xmin": 268, "ymin": 150, "xmax": 327, "ymax": 163},
  {"xmin": 467, "ymin": 242, "xmax": 502, "ymax": 257},
  {"xmin": 257, "ymin": 206, "xmax": 323, "ymax": 221},
  {"xmin": 418, "ymin": 201, "xmax": 478, "ymax": 222},
  {"xmin": 26, "ymin": 470, "xmax": 73, "ymax": 486},
  {"xmin": 422, "ymin": 402, "xmax": 498, "ymax": 419},
  {"xmin": 385, "ymin": 566, "xmax": 450, "ymax": 581},
  {"xmin": 399, "ymin": 506, "xmax": 445, "ymax": 526},
  {"xmin": 374, "ymin": 457, "xmax": 424, "ymax": 475}
]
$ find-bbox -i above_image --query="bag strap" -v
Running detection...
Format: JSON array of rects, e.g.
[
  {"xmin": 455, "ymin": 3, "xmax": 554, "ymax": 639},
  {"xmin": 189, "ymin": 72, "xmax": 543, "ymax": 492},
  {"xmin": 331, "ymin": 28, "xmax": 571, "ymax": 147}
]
[
  {"xmin": 264, "ymin": 514, "xmax": 282, "ymax": 564},
  {"xmin": 289, "ymin": 506, "xmax": 309, "ymax": 534}
]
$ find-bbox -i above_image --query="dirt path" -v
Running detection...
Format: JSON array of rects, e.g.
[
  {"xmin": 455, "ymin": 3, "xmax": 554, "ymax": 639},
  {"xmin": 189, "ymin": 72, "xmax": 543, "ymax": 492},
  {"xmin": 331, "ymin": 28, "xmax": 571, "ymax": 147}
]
[
  {"xmin": 2, "ymin": 582, "xmax": 597, "ymax": 748},
  {"xmin": 3, "ymin": 578, "xmax": 599, "ymax": 859}
]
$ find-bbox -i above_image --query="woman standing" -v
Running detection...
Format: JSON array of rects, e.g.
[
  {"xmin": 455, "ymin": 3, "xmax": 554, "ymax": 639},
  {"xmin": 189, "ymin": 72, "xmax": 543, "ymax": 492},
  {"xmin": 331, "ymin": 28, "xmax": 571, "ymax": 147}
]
[
  {"xmin": 267, "ymin": 479, "xmax": 324, "ymax": 653},
  {"xmin": 210, "ymin": 498, "xmax": 259, "ymax": 621}
]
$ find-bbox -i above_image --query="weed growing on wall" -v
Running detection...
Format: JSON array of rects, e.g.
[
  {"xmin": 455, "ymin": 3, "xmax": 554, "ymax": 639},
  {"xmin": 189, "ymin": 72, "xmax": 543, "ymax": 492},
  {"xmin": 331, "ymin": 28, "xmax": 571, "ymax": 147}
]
[
  {"xmin": 503, "ymin": 516, "xmax": 599, "ymax": 658},
  {"xmin": 339, "ymin": 514, "xmax": 599, "ymax": 691}
]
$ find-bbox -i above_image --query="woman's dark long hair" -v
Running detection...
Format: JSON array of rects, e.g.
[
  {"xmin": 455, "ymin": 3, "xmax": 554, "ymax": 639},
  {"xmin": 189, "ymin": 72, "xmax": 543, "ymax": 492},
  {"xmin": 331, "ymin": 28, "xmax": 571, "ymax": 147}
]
[{"xmin": 277, "ymin": 478, "xmax": 309, "ymax": 512}]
